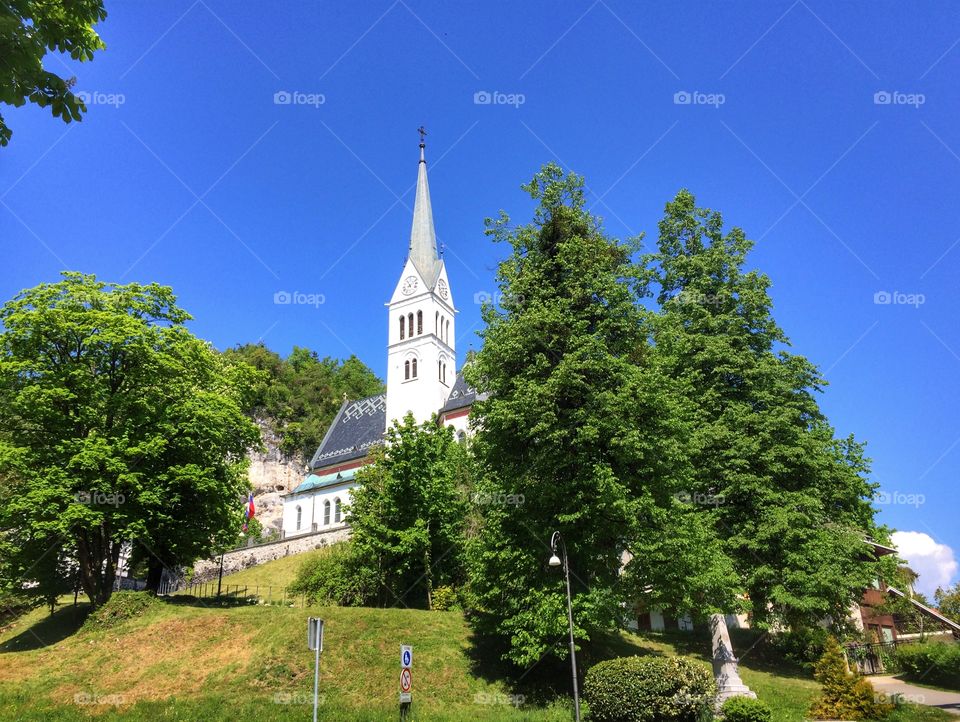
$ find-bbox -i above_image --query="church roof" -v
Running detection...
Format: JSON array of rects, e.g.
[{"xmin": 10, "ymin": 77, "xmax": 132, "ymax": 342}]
[
  {"xmin": 409, "ymin": 142, "xmax": 442, "ymax": 288},
  {"xmin": 440, "ymin": 371, "xmax": 487, "ymax": 414},
  {"xmin": 290, "ymin": 467, "xmax": 359, "ymax": 495},
  {"xmin": 309, "ymin": 394, "xmax": 386, "ymax": 470}
]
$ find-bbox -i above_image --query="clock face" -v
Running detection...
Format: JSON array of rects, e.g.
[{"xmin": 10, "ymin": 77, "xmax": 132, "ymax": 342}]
[
  {"xmin": 401, "ymin": 276, "xmax": 418, "ymax": 296},
  {"xmin": 437, "ymin": 278, "xmax": 449, "ymax": 299}
]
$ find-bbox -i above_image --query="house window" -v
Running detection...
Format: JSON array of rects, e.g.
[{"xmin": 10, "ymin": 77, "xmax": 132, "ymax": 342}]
[
  {"xmin": 323, "ymin": 500, "xmax": 331, "ymax": 526},
  {"xmin": 405, "ymin": 360, "xmax": 410, "ymax": 380},
  {"xmin": 296, "ymin": 505, "xmax": 302, "ymax": 530},
  {"xmin": 417, "ymin": 310, "xmax": 423, "ymax": 335},
  {"xmin": 400, "ymin": 315, "xmax": 405, "ymax": 340},
  {"xmin": 334, "ymin": 497, "xmax": 342, "ymax": 523}
]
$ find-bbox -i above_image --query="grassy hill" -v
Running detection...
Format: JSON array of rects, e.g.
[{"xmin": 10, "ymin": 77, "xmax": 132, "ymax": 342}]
[{"xmin": 0, "ymin": 554, "xmax": 952, "ymax": 722}]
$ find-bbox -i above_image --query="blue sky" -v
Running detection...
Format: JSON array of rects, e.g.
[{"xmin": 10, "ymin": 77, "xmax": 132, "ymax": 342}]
[{"xmin": 3, "ymin": 1, "xmax": 958, "ymax": 596}]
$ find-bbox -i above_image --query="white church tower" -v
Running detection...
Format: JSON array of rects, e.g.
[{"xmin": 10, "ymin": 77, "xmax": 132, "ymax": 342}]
[{"xmin": 385, "ymin": 134, "xmax": 457, "ymax": 426}]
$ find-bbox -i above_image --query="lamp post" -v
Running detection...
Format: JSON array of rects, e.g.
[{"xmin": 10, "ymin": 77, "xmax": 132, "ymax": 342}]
[{"xmin": 549, "ymin": 531, "xmax": 581, "ymax": 722}]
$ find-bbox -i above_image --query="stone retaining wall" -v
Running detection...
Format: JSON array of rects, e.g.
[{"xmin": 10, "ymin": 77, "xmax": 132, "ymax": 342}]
[{"xmin": 191, "ymin": 525, "xmax": 351, "ymax": 583}]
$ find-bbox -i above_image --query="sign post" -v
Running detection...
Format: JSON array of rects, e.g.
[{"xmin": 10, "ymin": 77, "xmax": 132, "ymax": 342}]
[
  {"xmin": 308, "ymin": 618, "xmax": 324, "ymax": 722},
  {"xmin": 399, "ymin": 644, "xmax": 413, "ymax": 719}
]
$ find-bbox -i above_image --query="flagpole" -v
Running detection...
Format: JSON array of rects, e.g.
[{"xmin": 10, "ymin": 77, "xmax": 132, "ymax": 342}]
[{"xmin": 217, "ymin": 552, "xmax": 224, "ymax": 596}]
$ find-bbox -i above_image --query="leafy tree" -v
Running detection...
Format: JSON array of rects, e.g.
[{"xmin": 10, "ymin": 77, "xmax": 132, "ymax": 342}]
[
  {"xmin": 0, "ymin": 273, "xmax": 260, "ymax": 606},
  {"xmin": 463, "ymin": 164, "xmax": 700, "ymax": 666},
  {"xmin": 223, "ymin": 343, "xmax": 382, "ymax": 458},
  {"xmin": 348, "ymin": 414, "xmax": 469, "ymax": 609},
  {"xmin": 0, "ymin": 0, "xmax": 107, "ymax": 146},
  {"xmin": 935, "ymin": 581, "xmax": 960, "ymax": 623},
  {"xmin": 644, "ymin": 190, "xmax": 887, "ymax": 633}
]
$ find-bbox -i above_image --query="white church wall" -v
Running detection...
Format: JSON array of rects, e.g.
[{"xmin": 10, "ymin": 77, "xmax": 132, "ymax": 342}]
[{"xmin": 282, "ymin": 482, "xmax": 357, "ymax": 538}]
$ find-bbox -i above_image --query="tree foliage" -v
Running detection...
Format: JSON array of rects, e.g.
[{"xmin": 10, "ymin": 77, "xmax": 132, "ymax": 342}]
[
  {"xmin": 347, "ymin": 415, "xmax": 470, "ymax": 609},
  {"xmin": 644, "ymin": 189, "xmax": 887, "ymax": 632},
  {"xmin": 935, "ymin": 581, "xmax": 960, "ymax": 623},
  {"xmin": 0, "ymin": 0, "xmax": 107, "ymax": 146},
  {"xmin": 0, "ymin": 273, "xmax": 259, "ymax": 607},
  {"xmin": 223, "ymin": 343, "xmax": 382, "ymax": 459}
]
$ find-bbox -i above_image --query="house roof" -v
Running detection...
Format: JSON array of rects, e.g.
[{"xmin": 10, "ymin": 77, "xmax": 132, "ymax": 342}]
[
  {"xmin": 290, "ymin": 467, "xmax": 359, "ymax": 495},
  {"xmin": 440, "ymin": 371, "xmax": 487, "ymax": 414},
  {"xmin": 308, "ymin": 394, "xmax": 386, "ymax": 470}
]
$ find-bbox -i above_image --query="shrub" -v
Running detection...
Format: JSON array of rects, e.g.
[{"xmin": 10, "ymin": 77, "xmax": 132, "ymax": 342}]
[
  {"xmin": 82, "ymin": 592, "xmax": 159, "ymax": 631},
  {"xmin": 809, "ymin": 636, "xmax": 891, "ymax": 720},
  {"xmin": 893, "ymin": 642, "xmax": 960, "ymax": 690},
  {"xmin": 767, "ymin": 626, "xmax": 829, "ymax": 669},
  {"xmin": 721, "ymin": 696, "xmax": 772, "ymax": 722},
  {"xmin": 288, "ymin": 543, "xmax": 378, "ymax": 606},
  {"xmin": 431, "ymin": 585, "xmax": 458, "ymax": 611},
  {"xmin": 584, "ymin": 656, "xmax": 715, "ymax": 722}
]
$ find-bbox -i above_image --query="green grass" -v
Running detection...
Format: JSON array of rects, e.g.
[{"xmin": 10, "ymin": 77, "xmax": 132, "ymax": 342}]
[
  {"xmin": 0, "ymin": 584, "xmax": 953, "ymax": 721},
  {"xmin": 208, "ymin": 546, "xmax": 331, "ymax": 590}
]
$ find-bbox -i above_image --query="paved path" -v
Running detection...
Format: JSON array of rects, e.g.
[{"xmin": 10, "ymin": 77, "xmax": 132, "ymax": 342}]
[{"xmin": 871, "ymin": 676, "xmax": 960, "ymax": 715}]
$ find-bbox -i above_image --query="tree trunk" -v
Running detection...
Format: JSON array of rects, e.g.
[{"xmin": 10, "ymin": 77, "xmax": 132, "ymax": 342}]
[{"xmin": 145, "ymin": 559, "xmax": 164, "ymax": 593}]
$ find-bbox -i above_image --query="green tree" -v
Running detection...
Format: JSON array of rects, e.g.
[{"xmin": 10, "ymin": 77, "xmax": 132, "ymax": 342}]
[
  {"xmin": 0, "ymin": 0, "xmax": 107, "ymax": 146},
  {"xmin": 348, "ymin": 414, "xmax": 468, "ymax": 609},
  {"xmin": 463, "ymin": 164, "xmax": 701, "ymax": 667},
  {"xmin": 935, "ymin": 581, "xmax": 960, "ymax": 623},
  {"xmin": 0, "ymin": 273, "xmax": 259, "ymax": 607},
  {"xmin": 645, "ymin": 189, "xmax": 886, "ymax": 632}
]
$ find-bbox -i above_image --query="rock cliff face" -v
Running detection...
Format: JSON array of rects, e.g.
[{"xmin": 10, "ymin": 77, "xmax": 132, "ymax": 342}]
[{"xmin": 247, "ymin": 418, "xmax": 307, "ymax": 533}]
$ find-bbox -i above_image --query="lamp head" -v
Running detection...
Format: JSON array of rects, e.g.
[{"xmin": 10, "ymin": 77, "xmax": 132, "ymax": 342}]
[{"xmin": 548, "ymin": 554, "xmax": 562, "ymax": 567}]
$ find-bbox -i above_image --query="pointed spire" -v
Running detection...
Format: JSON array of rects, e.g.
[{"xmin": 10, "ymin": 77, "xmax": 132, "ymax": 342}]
[{"xmin": 409, "ymin": 128, "xmax": 441, "ymax": 287}]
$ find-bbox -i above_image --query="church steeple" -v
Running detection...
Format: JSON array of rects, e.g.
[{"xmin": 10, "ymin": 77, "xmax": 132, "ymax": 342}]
[
  {"xmin": 385, "ymin": 130, "xmax": 457, "ymax": 428},
  {"xmin": 409, "ymin": 130, "xmax": 441, "ymax": 288}
]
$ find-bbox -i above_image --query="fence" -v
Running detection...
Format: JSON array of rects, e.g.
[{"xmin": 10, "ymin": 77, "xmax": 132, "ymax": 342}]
[
  {"xmin": 156, "ymin": 579, "xmax": 308, "ymax": 607},
  {"xmin": 846, "ymin": 640, "xmax": 907, "ymax": 675}
]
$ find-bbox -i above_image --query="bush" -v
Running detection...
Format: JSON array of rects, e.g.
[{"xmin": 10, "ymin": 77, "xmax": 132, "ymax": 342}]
[
  {"xmin": 288, "ymin": 543, "xmax": 378, "ymax": 606},
  {"xmin": 721, "ymin": 696, "xmax": 772, "ymax": 722},
  {"xmin": 894, "ymin": 642, "xmax": 960, "ymax": 690},
  {"xmin": 584, "ymin": 656, "xmax": 715, "ymax": 722},
  {"xmin": 809, "ymin": 636, "xmax": 891, "ymax": 720},
  {"xmin": 767, "ymin": 626, "xmax": 830, "ymax": 669},
  {"xmin": 82, "ymin": 592, "xmax": 159, "ymax": 631},
  {"xmin": 431, "ymin": 586, "xmax": 458, "ymax": 611}
]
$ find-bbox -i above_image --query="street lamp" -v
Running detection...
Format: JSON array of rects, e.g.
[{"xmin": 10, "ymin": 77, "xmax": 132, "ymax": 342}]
[{"xmin": 549, "ymin": 531, "xmax": 581, "ymax": 722}]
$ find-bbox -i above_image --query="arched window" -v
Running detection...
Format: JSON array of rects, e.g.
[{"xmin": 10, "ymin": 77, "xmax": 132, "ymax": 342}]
[
  {"xmin": 399, "ymin": 315, "xmax": 405, "ymax": 340},
  {"xmin": 442, "ymin": 362, "xmax": 446, "ymax": 383},
  {"xmin": 435, "ymin": 311, "xmax": 439, "ymax": 334},
  {"xmin": 296, "ymin": 505, "xmax": 302, "ymax": 530},
  {"xmin": 334, "ymin": 497, "xmax": 342, "ymax": 523},
  {"xmin": 417, "ymin": 310, "xmax": 423, "ymax": 335},
  {"xmin": 323, "ymin": 500, "xmax": 331, "ymax": 526},
  {"xmin": 457, "ymin": 430, "xmax": 467, "ymax": 444},
  {"xmin": 440, "ymin": 315, "xmax": 445, "ymax": 341},
  {"xmin": 404, "ymin": 360, "xmax": 410, "ymax": 380},
  {"xmin": 408, "ymin": 313, "xmax": 414, "ymax": 336},
  {"xmin": 446, "ymin": 319, "xmax": 450, "ymax": 343},
  {"xmin": 438, "ymin": 359, "xmax": 442, "ymax": 380},
  {"xmin": 411, "ymin": 358, "xmax": 418, "ymax": 378}
]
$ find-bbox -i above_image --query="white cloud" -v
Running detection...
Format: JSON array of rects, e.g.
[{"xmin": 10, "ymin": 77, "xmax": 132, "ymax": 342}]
[{"xmin": 891, "ymin": 530, "xmax": 959, "ymax": 597}]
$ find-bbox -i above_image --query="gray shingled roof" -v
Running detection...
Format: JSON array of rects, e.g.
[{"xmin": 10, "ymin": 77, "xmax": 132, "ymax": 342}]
[
  {"xmin": 440, "ymin": 372, "xmax": 487, "ymax": 414},
  {"xmin": 309, "ymin": 394, "xmax": 386, "ymax": 470}
]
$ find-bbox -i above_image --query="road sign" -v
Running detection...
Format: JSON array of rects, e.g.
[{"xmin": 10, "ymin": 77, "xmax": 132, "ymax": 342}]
[
  {"xmin": 400, "ymin": 692, "xmax": 412, "ymax": 704},
  {"xmin": 400, "ymin": 667, "xmax": 412, "ymax": 693},
  {"xmin": 401, "ymin": 644, "xmax": 413, "ymax": 668},
  {"xmin": 308, "ymin": 617, "xmax": 324, "ymax": 652}
]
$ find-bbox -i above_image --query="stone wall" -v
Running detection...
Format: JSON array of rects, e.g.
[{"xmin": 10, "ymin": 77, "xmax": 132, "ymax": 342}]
[{"xmin": 191, "ymin": 525, "xmax": 351, "ymax": 583}]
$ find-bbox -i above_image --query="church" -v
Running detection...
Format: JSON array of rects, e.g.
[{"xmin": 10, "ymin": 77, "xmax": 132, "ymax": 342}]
[{"xmin": 280, "ymin": 138, "xmax": 483, "ymax": 539}]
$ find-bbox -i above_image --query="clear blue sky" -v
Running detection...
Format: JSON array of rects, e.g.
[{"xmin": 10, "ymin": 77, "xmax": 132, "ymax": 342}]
[{"xmin": 3, "ymin": 1, "xmax": 958, "ymax": 595}]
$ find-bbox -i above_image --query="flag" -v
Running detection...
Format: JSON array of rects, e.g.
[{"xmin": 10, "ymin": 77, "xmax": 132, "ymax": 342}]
[{"xmin": 246, "ymin": 493, "xmax": 255, "ymax": 519}]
